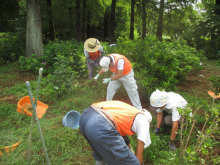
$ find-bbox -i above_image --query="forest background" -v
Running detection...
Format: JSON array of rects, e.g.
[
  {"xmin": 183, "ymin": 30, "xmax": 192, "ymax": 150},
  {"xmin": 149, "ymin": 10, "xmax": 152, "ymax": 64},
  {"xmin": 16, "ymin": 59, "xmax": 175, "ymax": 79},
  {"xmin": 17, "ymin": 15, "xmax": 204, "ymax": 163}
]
[{"xmin": 0, "ymin": 0, "xmax": 219, "ymax": 164}]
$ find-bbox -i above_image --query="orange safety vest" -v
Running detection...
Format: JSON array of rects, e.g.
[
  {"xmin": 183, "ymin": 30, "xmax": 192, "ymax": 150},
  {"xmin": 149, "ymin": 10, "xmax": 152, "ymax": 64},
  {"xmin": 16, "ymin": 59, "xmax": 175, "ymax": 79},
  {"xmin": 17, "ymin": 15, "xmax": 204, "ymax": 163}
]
[
  {"xmin": 89, "ymin": 50, "xmax": 101, "ymax": 60},
  {"xmin": 92, "ymin": 101, "xmax": 143, "ymax": 136},
  {"xmin": 109, "ymin": 54, "xmax": 132, "ymax": 75}
]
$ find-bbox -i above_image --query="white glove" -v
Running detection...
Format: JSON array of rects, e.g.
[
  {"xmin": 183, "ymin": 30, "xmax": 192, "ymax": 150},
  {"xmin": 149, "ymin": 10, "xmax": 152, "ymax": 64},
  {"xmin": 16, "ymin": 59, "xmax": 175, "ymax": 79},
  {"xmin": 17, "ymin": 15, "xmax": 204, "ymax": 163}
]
[
  {"xmin": 93, "ymin": 74, "xmax": 100, "ymax": 80},
  {"xmin": 102, "ymin": 78, "xmax": 111, "ymax": 84}
]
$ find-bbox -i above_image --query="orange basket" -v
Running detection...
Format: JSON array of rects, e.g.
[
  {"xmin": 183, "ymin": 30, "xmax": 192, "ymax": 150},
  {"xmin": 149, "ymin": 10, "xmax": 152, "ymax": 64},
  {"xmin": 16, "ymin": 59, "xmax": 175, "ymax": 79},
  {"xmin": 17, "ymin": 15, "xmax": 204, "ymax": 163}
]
[
  {"xmin": 17, "ymin": 96, "xmax": 49, "ymax": 119},
  {"xmin": 208, "ymin": 90, "xmax": 220, "ymax": 99},
  {"xmin": 0, "ymin": 141, "xmax": 22, "ymax": 156}
]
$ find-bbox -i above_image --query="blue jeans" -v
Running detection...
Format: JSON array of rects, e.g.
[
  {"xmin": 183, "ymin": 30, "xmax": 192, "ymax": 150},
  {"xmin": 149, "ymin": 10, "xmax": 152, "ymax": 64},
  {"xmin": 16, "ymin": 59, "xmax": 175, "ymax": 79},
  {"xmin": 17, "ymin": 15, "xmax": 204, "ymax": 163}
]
[{"xmin": 79, "ymin": 107, "xmax": 139, "ymax": 165}]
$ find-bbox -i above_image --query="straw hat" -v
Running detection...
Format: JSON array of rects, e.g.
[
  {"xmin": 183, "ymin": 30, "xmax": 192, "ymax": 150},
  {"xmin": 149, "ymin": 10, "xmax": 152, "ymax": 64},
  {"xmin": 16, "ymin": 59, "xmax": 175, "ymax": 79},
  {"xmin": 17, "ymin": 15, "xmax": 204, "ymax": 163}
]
[{"xmin": 84, "ymin": 38, "xmax": 101, "ymax": 52}]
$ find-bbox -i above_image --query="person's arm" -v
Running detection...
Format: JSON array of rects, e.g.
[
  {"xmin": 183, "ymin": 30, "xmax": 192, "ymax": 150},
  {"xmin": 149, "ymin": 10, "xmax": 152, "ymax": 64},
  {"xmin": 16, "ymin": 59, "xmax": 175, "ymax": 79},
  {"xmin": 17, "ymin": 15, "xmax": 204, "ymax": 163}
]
[
  {"xmin": 135, "ymin": 139, "xmax": 144, "ymax": 164},
  {"xmin": 156, "ymin": 112, "xmax": 163, "ymax": 128},
  {"xmin": 99, "ymin": 46, "xmax": 105, "ymax": 56},
  {"xmin": 84, "ymin": 49, "xmax": 95, "ymax": 64},
  {"xmin": 170, "ymin": 120, "xmax": 179, "ymax": 141},
  {"xmin": 98, "ymin": 68, "xmax": 105, "ymax": 75},
  {"xmin": 86, "ymin": 57, "xmax": 95, "ymax": 64},
  {"xmin": 110, "ymin": 70, "xmax": 123, "ymax": 80}
]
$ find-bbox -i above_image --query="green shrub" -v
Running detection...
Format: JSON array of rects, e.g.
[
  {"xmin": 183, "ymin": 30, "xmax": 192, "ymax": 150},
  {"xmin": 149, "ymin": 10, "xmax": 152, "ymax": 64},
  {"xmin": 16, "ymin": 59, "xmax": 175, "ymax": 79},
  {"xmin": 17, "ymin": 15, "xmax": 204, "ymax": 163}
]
[
  {"xmin": 40, "ymin": 55, "xmax": 84, "ymax": 100},
  {"xmin": 19, "ymin": 55, "xmax": 44, "ymax": 74},
  {"xmin": 0, "ymin": 33, "xmax": 25, "ymax": 65},
  {"xmin": 19, "ymin": 39, "xmax": 87, "ymax": 77},
  {"xmin": 115, "ymin": 36, "xmax": 204, "ymax": 96}
]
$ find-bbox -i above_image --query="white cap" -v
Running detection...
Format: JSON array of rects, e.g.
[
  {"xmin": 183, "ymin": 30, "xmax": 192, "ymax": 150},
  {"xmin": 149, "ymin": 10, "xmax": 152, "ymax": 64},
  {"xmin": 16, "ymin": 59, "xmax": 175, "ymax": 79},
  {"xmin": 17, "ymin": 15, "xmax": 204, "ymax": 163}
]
[
  {"xmin": 150, "ymin": 89, "xmax": 168, "ymax": 107},
  {"xmin": 100, "ymin": 57, "xmax": 110, "ymax": 72}
]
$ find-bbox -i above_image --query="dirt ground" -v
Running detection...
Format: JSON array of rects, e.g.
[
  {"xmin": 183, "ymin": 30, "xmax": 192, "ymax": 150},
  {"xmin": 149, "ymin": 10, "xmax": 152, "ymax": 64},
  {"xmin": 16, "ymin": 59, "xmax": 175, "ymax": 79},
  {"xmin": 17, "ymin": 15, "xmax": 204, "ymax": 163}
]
[{"xmin": 176, "ymin": 60, "xmax": 220, "ymax": 101}]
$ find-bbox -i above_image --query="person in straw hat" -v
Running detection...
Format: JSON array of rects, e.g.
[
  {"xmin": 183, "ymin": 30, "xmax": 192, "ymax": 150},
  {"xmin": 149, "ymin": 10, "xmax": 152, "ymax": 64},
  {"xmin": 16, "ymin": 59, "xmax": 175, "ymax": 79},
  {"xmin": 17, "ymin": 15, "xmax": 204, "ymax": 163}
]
[
  {"xmin": 84, "ymin": 38, "xmax": 105, "ymax": 79},
  {"xmin": 93, "ymin": 54, "xmax": 142, "ymax": 110}
]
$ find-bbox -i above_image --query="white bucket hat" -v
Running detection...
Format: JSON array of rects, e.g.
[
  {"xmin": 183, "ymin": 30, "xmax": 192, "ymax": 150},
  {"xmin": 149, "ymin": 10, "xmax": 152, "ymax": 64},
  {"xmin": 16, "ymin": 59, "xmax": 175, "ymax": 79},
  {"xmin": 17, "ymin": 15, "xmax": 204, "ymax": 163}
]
[
  {"xmin": 100, "ymin": 56, "xmax": 110, "ymax": 72},
  {"xmin": 150, "ymin": 89, "xmax": 168, "ymax": 107},
  {"xmin": 84, "ymin": 38, "xmax": 101, "ymax": 52}
]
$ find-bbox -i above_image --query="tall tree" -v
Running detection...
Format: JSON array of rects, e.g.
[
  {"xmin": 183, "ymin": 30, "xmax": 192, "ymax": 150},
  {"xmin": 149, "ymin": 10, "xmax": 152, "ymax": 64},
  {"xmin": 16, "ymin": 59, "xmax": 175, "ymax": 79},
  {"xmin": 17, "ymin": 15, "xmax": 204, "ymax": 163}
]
[
  {"xmin": 110, "ymin": 0, "xmax": 116, "ymax": 43},
  {"xmin": 156, "ymin": 0, "xmax": 164, "ymax": 41},
  {"xmin": 130, "ymin": 0, "xmax": 135, "ymax": 40},
  {"xmin": 26, "ymin": 0, "xmax": 43, "ymax": 57},
  {"xmin": 215, "ymin": 0, "xmax": 220, "ymax": 16},
  {"xmin": 46, "ymin": 0, "xmax": 55, "ymax": 41},
  {"xmin": 82, "ymin": 0, "xmax": 87, "ymax": 41},
  {"xmin": 76, "ymin": 0, "xmax": 82, "ymax": 41},
  {"xmin": 142, "ymin": 0, "xmax": 147, "ymax": 39}
]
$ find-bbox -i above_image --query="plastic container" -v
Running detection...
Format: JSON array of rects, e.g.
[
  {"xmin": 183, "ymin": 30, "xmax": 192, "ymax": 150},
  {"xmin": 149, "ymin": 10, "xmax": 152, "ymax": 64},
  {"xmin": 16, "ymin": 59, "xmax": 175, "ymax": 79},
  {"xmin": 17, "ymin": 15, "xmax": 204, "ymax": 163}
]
[
  {"xmin": 62, "ymin": 110, "xmax": 81, "ymax": 129},
  {"xmin": 0, "ymin": 141, "xmax": 22, "ymax": 156},
  {"xmin": 17, "ymin": 96, "xmax": 49, "ymax": 119},
  {"xmin": 208, "ymin": 90, "xmax": 220, "ymax": 99}
]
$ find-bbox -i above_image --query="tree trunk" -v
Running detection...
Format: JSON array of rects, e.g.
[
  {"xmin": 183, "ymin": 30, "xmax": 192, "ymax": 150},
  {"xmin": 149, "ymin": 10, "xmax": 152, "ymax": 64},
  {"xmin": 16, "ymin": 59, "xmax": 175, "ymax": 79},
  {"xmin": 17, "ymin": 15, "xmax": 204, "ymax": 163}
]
[
  {"xmin": 156, "ymin": 0, "xmax": 164, "ymax": 41},
  {"xmin": 87, "ymin": 10, "xmax": 91, "ymax": 38},
  {"xmin": 130, "ymin": 0, "xmax": 135, "ymax": 40},
  {"xmin": 46, "ymin": 0, "xmax": 55, "ymax": 41},
  {"xmin": 215, "ymin": 0, "xmax": 220, "ymax": 16},
  {"xmin": 26, "ymin": 0, "xmax": 43, "ymax": 58},
  {"xmin": 110, "ymin": 0, "xmax": 116, "ymax": 43},
  {"xmin": 82, "ymin": 0, "xmax": 87, "ymax": 41},
  {"xmin": 76, "ymin": 0, "xmax": 81, "ymax": 41},
  {"xmin": 142, "ymin": 0, "xmax": 146, "ymax": 39},
  {"xmin": 104, "ymin": 8, "xmax": 110, "ymax": 41}
]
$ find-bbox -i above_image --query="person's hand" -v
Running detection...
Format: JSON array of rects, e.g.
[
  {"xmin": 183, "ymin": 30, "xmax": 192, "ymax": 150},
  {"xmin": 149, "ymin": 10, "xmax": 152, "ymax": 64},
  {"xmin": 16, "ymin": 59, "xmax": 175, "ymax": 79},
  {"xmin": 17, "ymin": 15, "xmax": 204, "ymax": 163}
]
[
  {"xmin": 102, "ymin": 78, "xmax": 111, "ymax": 84},
  {"xmin": 153, "ymin": 128, "xmax": 160, "ymax": 135},
  {"xmin": 93, "ymin": 74, "xmax": 100, "ymax": 80}
]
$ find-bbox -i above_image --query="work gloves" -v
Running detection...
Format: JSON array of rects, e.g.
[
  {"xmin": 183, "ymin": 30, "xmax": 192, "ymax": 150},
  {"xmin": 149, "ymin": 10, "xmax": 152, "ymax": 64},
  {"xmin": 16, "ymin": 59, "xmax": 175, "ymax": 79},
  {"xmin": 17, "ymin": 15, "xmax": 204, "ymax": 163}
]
[
  {"xmin": 93, "ymin": 74, "xmax": 100, "ymax": 80},
  {"xmin": 93, "ymin": 75, "xmax": 111, "ymax": 84},
  {"xmin": 154, "ymin": 128, "xmax": 160, "ymax": 135},
  {"xmin": 102, "ymin": 78, "xmax": 111, "ymax": 84}
]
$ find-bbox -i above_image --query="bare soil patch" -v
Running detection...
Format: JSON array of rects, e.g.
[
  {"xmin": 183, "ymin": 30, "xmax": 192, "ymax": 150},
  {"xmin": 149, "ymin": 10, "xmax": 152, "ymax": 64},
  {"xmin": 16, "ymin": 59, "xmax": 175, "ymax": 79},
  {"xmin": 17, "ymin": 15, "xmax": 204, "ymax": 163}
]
[{"xmin": 177, "ymin": 60, "xmax": 220, "ymax": 101}]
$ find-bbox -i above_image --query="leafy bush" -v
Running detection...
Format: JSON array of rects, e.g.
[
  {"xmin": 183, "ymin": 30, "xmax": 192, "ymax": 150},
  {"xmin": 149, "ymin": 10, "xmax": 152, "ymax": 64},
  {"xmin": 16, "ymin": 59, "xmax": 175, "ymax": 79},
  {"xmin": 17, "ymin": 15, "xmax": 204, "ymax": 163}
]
[
  {"xmin": 19, "ymin": 54, "xmax": 44, "ymax": 74},
  {"xmin": 19, "ymin": 39, "xmax": 87, "ymax": 77},
  {"xmin": 0, "ymin": 32, "xmax": 25, "ymax": 65},
  {"xmin": 208, "ymin": 76, "xmax": 220, "ymax": 95},
  {"xmin": 40, "ymin": 55, "xmax": 83, "ymax": 100},
  {"xmin": 182, "ymin": 9, "xmax": 220, "ymax": 60},
  {"xmin": 114, "ymin": 36, "xmax": 204, "ymax": 96}
]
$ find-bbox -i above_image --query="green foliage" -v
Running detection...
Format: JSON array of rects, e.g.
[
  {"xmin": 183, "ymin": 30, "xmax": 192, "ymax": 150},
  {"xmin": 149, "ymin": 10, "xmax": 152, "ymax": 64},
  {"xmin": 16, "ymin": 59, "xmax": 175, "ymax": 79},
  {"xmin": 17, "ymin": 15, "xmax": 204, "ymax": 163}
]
[
  {"xmin": 40, "ymin": 55, "xmax": 79, "ymax": 100},
  {"xmin": 176, "ymin": 101, "xmax": 219, "ymax": 164},
  {"xmin": 0, "ymin": 33, "xmax": 25, "ymax": 65},
  {"xmin": 115, "ymin": 36, "xmax": 204, "ymax": 96},
  {"xmin": 19, "ymin": 39, "xmax": 87, "ymax": 76},
  {"xmin": 19, "ymin": 55, "xmax": 44, "ymax": 74},
  {"xmin": 208, "ymin": 76, "xmax": 220, "ymax": 95},
  {"xmin": 182, "ymin": 6, "xmax": 220, "ymax": 60}
]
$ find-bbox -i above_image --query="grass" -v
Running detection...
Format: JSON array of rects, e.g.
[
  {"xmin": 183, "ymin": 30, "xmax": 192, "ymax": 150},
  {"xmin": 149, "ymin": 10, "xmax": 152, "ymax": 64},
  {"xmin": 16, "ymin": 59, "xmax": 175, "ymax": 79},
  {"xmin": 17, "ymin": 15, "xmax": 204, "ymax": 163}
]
[{"xmin": 0, "ymin": 61, "xmax": 219, "ymax": 164}]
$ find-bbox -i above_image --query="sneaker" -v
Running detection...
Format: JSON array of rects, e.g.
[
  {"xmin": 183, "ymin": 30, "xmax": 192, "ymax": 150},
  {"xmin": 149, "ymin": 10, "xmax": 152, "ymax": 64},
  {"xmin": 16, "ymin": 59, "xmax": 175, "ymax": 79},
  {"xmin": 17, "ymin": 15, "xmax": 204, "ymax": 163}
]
[
  {"xmin": 168, "ymin": 142, "xmax": 176, "ymax": 151},
  {"xmin": 153, "ymin": 128, "xmax": 160, "ymax": 135}
]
